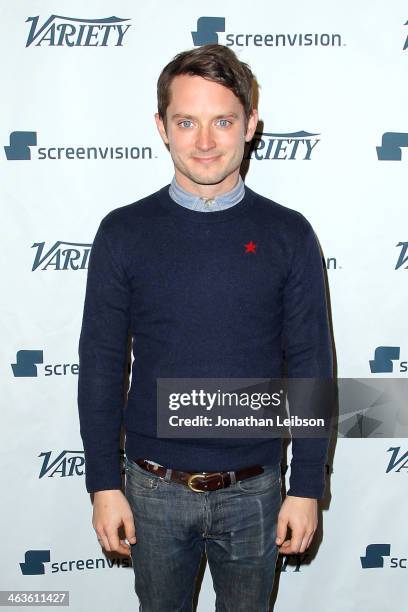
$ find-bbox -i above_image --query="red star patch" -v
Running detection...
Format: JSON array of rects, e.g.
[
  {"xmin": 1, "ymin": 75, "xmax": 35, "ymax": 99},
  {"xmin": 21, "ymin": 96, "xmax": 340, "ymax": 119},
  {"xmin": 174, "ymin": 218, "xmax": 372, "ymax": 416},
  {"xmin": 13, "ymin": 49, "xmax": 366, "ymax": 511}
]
[{"xmin": 244, "ymin": 241, "xmax": 257, "ymax": 254}]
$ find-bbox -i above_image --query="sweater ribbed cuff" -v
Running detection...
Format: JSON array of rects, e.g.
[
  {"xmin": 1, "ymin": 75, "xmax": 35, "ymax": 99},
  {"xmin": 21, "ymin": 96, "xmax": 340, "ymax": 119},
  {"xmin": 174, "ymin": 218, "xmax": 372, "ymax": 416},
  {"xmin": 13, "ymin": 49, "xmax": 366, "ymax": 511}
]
[{"xmin": 286, "ymin": 461, "xmax": 327, "ymax": 499}]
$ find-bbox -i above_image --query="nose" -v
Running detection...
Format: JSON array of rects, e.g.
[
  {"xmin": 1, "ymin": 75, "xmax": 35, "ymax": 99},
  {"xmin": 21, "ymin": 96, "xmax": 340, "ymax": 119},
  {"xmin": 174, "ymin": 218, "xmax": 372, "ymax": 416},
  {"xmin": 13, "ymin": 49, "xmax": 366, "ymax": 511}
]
[{"xmin": 195, "ymin": 125, "xmax": 216, "ymax": 152}]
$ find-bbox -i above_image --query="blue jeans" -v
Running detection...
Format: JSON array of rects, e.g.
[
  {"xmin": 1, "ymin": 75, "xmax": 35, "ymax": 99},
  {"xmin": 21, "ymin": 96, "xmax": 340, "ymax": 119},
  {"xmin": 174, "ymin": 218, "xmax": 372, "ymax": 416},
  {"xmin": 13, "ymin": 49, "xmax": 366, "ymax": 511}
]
[{"xmin": 124, "ymin": 456, "xmax": 282, "ymax": 612}]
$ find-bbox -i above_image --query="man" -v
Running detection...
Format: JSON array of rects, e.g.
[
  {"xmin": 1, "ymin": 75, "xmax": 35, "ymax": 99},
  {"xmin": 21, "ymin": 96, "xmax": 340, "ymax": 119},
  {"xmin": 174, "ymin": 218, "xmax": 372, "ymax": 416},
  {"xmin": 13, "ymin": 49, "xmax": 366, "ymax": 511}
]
[{"xmin": 77, "ymin": 44, "xmax": 333, "ymax": 611}]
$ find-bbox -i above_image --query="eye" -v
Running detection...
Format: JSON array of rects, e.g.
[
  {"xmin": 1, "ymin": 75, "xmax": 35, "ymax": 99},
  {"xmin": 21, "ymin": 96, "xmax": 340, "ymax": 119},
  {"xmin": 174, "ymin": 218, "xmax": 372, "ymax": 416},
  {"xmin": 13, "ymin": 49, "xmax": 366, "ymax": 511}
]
[
  {"xmin": 217, "ymin": 119, "xmax": 232, "ymax": 127},
  {"xmin": 178, "ymin": 120, "xmax": 193, "ymax": 128}
]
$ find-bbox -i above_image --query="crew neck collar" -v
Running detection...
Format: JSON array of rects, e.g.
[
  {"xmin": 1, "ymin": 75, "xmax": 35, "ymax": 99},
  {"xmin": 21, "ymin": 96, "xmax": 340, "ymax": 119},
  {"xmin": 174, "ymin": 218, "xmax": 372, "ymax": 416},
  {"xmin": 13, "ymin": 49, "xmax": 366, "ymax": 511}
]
[
  {"xmin": 169, "ymin": 175, "xmax": 245, "ymax": 212},
  {"xmin": 158, "ymin": 182, "xmax": 255, "ymax": 224}
]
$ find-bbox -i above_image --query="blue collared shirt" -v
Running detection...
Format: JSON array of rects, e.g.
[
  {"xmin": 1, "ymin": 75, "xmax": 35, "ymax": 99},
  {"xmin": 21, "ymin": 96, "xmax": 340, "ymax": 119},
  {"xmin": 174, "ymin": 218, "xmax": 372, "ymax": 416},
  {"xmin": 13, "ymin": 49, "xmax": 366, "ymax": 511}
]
[{"xmin": 168, "ymin": 175, "xmax": 245, "ymax": 212}]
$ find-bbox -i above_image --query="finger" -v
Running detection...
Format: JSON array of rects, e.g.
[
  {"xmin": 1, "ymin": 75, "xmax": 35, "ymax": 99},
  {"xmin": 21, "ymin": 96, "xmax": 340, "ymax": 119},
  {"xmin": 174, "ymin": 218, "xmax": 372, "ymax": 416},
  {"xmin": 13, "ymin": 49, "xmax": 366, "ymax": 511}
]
[
  {"xmin": 275, "ymin": 516, "xmax": 288, "ymax": 546},
  {"xmin": 106, "ymin": 530, "xmax": 130, "ymax": 555},
  {"xmin": 96, "ymin": 530, "xmax": 110, "ymax": 552},
  {"xmin": 299, "ymin": 532, "xmax": 312, "ymax": 554},
  {"xmin": 278, "ymin": 538, "xmax": 291, "ymax": 553},
  {"xmin": 305, "ymin": 530, "xmax": 316, "ymax": 550},
  {"xmin": 119, "ymin": 539, "xmax": 132, "ymax": 556},
  {"xmin": 123, "ymin": 517, "xmax": 137, "ymax": 544},
  {"xmin": 282, "ymin": 531, "xmax": 304, "ymax": 555}
]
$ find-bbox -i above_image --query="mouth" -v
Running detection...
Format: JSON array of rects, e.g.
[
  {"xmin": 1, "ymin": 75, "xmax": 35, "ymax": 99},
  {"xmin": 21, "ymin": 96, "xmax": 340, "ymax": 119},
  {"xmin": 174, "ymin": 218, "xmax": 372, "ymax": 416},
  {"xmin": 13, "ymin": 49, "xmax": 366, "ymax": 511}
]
[{"xmin": 191, "ymin": 155, "xmax": 221, "ymax": 164}]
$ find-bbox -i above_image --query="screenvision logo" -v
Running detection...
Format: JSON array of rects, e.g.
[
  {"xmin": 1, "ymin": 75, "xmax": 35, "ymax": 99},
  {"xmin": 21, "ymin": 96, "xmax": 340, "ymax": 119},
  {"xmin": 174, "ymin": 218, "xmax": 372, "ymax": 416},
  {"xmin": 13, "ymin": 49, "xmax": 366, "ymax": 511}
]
[
  {"xmin": 25, "ymin": 15, "xmax": 131, "ymax": 47},
  {"xmin": 369, "ymin": 347, "xmax": 407, "ymax": 374},
  {"xmin": 191, "ymin": 17, "xmax": 343, "ymax": 47},
  {"xmin": 4, "ymin": 131, "xmax": 153, "ymax": 161},
  {"xmin": 376, "ymin": 132, "xmax": 408, "ymax": 160},
  {"xmin": 20, "ymin": 550, "xmax": 131, "ymax": 575},
  {"xmin": 11, "ymin": 350, "xmax": 78, "ymax": 377},
  {"xmin": 246, "ymin": 131, "xmax": 320, "ymax": 161},
  {"xmin": 360, "ymin": 544, "xmax": 408, "ymax": 569},
  {"xmin": 32, "ymin": 241, "xmax": 91, "ymax": 272}
]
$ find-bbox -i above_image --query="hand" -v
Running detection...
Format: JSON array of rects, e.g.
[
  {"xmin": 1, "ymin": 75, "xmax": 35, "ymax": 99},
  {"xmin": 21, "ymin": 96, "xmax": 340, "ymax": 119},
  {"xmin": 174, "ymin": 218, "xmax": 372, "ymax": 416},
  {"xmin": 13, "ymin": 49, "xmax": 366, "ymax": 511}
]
[
  {"xmin": 92, "ymin": 489, "xmax": 136, "ymax": 556},
  {"xmin": 275, "ymin": 495, "xmax": 318, "ymax": 554}
]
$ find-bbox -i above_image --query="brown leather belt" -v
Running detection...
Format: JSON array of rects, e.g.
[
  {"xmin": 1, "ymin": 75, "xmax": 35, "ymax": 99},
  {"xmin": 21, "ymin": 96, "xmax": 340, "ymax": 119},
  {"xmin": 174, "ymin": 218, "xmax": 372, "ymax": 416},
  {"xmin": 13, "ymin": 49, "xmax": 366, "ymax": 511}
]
[{"xmin": 135, "ymin": 458, "xmax": 264, "ymax": 492}]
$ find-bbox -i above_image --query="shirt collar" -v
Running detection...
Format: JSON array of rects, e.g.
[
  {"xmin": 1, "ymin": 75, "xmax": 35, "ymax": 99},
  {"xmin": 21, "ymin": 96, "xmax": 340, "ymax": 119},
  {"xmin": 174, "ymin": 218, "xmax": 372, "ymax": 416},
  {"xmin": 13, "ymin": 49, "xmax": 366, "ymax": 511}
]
[{"xmin": 168, "ymin": 175, "xmax": 245, "ymax": 212}]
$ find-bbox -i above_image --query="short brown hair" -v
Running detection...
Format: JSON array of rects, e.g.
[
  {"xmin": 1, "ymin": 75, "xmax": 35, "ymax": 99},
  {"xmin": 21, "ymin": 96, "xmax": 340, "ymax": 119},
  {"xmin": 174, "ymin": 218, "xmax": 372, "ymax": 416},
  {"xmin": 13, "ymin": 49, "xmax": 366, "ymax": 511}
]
[{"xmin": 157, "ymin": 44, "xmax": 255, "ymax": 126}]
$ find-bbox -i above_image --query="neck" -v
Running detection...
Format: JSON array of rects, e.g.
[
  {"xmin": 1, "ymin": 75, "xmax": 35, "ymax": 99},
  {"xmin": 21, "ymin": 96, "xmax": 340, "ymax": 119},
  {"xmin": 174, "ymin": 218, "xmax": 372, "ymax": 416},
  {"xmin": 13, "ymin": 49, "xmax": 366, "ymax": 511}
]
[{"xmin": 174, "ymin": 169, "xmax": 240, "ymax": 198}]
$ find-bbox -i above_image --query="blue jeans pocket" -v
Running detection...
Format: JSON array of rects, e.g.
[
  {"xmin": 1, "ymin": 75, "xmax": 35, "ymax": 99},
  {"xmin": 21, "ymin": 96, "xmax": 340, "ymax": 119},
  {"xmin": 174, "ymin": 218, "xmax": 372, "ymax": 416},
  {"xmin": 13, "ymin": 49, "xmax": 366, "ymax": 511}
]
[
  {"xmin": 125, "ymin": 457, "xmax": 160, "ymax": 491},
  {"xmin": 236, "ymin": 463, "xmax": 281, "ymax": 494}
]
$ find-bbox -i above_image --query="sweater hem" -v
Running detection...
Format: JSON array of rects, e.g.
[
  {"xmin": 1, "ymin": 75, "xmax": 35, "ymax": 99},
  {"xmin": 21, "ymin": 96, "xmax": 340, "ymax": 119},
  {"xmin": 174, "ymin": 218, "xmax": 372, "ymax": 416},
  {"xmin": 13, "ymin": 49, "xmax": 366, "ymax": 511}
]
[{"xmin": 124, "ymin": 430, "xmax": 283, "ymax": 472}]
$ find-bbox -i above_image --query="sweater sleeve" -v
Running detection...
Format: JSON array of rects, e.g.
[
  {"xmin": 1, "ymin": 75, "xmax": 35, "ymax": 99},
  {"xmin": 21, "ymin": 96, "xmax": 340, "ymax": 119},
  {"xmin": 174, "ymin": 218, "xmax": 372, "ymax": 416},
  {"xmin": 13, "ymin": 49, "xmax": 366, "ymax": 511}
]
[
  {"xmin": 77, "ymin": 216, "xmax": 131, "ymax": 493},
  {"xmin": 282, "ymin": 216, "xmax": 333, "ymax": 499}
]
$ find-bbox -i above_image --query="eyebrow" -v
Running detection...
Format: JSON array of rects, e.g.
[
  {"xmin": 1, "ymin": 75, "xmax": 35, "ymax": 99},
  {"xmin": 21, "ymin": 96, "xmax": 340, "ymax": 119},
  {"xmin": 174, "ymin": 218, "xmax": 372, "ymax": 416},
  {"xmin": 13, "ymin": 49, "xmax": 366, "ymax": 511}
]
[{"xmin": 170, "ymin": 112, "xmax": 240, "ymax": 120}]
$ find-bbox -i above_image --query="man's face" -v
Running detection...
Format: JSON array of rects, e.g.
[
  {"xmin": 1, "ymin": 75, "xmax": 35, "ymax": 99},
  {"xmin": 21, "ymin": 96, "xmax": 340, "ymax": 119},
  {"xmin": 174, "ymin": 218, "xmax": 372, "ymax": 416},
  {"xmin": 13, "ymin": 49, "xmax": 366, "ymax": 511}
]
[{"xmin": 155, "ymin": 74, "xmax": 258, "ymax": 193}]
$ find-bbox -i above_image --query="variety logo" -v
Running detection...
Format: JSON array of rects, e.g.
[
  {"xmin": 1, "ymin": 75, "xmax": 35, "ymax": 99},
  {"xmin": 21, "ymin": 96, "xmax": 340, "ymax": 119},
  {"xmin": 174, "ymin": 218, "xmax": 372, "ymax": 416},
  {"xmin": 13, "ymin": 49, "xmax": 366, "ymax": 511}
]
[
  {"xmin": 39, "ymin": 451, "xmax": 85, "ymax": 478},
  {"xmin": 20, "ymin": 550, "xmax": 131, "ymax": 574},
  {"xmin": 361, "ymin": 544, "xmax": 408, "ymax": 569},
  {"xmin": 32, "ymin": 241, "xmax": 91, "ymax": 272},
  {"xmin": 279, "ymin": 553, "xmax": 309, "ymax": 572},
  {"xmin": 25, "ymin": 15, "xmax": 131, "ymax": 47},
  {"xmin": 11, "ymin": 350, "xmax": 79, "ymax": 377},
  {"xmin": 38, "ymin": 450, "xmax": 126, "ymax": 479},
  {"xmin": 4, "ymin": 131, "xmax": 153, "ymax": 161},
  {"xmin": 369, "ymin": 346, "xmax": 407, "ymax": 374},
  {"xmin": 191, "ymin": 16, "xmax": 343, "ymax": 47},
  {"xmin": 395, "ymin": 242, "xmax": 408, "ymax": 270},
  {"xmin": 246, "ymin": 131, "xmax": 320, "ymax": 161},
  {"xmin": 386, "ymin": 447, "xmax": 408, "ymax": 473},
  {"xmin": 376, "ymin": 132, "xmax": 408, "ymax": 160}
]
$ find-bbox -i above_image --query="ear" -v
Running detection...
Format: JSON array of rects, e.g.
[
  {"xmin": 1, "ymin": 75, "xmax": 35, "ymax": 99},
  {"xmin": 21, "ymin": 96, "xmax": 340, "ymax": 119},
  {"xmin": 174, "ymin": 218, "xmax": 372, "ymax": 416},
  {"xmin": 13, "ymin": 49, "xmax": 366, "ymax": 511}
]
[
  {"xmin": 244, "ymin": 109, "xmax": 259, "ymax": 142},
  {"xmin": 155, "ymin": 112, "xmax": 169, "ymax": 145}
]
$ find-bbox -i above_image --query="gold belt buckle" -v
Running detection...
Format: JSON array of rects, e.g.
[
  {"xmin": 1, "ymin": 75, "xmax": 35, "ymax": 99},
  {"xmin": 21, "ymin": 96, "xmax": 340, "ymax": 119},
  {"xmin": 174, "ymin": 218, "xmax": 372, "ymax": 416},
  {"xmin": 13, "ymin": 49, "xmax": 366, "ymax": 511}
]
[{"xmin": 187, "ymin": 472, "xmax": 221, "ymax": 492}]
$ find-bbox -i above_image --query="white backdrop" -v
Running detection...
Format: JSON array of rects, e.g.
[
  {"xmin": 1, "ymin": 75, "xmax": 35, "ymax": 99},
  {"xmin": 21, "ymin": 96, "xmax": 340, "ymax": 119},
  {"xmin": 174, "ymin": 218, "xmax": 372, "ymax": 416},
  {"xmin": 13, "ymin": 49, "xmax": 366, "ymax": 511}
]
[{"xmin": 2, "ymin": 1, "xmax": 407, "ymax": 610}]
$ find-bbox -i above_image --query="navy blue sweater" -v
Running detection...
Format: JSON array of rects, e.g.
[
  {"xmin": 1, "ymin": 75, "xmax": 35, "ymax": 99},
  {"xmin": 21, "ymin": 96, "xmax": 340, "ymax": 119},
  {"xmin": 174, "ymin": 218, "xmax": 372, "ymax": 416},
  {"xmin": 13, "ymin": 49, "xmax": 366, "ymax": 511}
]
[{"xmin": 77, "ymin": 184, "xmax": 333, "ymax": 497}]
